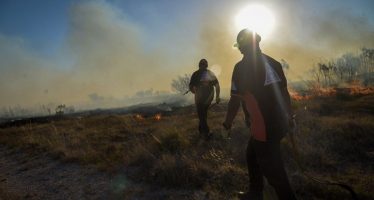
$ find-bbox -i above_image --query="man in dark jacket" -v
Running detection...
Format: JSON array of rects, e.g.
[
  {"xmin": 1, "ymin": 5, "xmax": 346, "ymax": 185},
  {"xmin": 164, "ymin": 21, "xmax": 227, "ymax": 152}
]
[
  {"xmin": 190, "ymin": 59, "xmax": 220, "ymax": 139},
  {"xmin": 223, "ymin": 29, "xmax": 296, "ymax": 200}
]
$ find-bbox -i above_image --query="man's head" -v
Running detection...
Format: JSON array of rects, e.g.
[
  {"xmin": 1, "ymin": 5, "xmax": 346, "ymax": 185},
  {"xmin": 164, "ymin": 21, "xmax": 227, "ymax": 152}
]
[
  {"xmin": 199, "ymin": 59, "xmax": 208, "ymax": 69},
  {"xmin": 235, "ymin": 29, "xmax": 261, "ymax": 54}
]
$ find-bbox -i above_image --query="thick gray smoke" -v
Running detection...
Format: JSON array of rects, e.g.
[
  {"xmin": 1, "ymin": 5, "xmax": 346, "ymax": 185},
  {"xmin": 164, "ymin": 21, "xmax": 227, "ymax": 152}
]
[
  {"xmin": 0, "ymin": 0, "xmax": 373, "ymax": 111},
  {"xmin": 0, "ymin": 1, "xmax": 197, "ymax": 110}
]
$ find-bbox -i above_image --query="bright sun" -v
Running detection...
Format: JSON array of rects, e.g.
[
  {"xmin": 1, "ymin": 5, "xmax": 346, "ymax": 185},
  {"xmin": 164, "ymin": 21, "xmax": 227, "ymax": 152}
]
[{"xmin": 235, "ymin": 4, "xmax": 275, "ymax": 38}]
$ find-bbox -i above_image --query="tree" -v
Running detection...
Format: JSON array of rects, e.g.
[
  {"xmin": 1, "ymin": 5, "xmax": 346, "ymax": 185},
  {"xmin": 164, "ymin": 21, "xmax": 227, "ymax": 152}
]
[
  {"xmin": 360, "ymin": 48, "xmax": 374, "ymax": 85},
  {"xmin": 336, "ymin": 53, "xmax": 360, "ymax": 82},
  {"xmin": 171, "ymin": 74, "xmax": 191, "ymax": 94},
  {"xmin": 55, "ymin": 104, "xmax": 66, "ymax": 115},
  {"xmin": 309, "ymin": 47, "xmax": 374, "ymax": 87},
  {"xmin": 309, "ymin": 67, "xmax": 322, "ymax": 89},
  {"xmin": 280, "ymin": 59, "xmax": 289, "ymax": 70},
  {"xmin": 280, "ymin": 59, "xmax": 290, "ymax": 77},
  {"xmin": 318, "ymin": 63, "xmax": 330, "ymax": 86}
]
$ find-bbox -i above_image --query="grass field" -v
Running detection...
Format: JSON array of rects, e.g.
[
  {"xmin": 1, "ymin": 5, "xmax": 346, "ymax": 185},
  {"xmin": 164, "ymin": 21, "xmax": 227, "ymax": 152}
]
[{"xmin": 0, "ymin": 93, "xmax": 373, "ymax": 199}]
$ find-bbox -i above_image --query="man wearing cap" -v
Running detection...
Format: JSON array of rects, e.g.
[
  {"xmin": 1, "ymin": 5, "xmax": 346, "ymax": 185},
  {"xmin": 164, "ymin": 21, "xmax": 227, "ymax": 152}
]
[
  {"xmin": 189, "ymin": 59, "xmax": 220, "ymax": 139},
  {"xmin": 223, "ymin": 29, "xmax": 296, "ymax": 200}
]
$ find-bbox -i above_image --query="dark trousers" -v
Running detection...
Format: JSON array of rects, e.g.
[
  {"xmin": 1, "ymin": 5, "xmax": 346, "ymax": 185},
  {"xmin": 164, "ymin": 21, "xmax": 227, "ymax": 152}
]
[
  {"xmin": 196, "ymin": 103, "xmax": 210, "ymax": 134},
  {"xmin": 247, "ymin": 137, "xmax": 297, "ymax": 200}
]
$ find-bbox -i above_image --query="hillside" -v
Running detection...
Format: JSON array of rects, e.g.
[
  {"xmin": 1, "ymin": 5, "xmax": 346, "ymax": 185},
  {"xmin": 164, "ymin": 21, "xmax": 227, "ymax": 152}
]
[{"xmin": 0, "ymin": 94, "xmax": 373, "ymax": 200}]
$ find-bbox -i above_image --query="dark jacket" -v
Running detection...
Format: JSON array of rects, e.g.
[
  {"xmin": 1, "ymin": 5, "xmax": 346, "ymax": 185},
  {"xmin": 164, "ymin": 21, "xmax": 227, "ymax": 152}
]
[{"xmin": 230, "ymin": 52, "xmax": 292, "ymax": 141}]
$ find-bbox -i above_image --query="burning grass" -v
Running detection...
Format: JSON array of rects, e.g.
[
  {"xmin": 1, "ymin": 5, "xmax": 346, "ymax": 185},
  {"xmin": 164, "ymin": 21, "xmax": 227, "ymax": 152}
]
[
  {"xmin": 0, "ymin": 94, "xmax": 373, "ymax": 199},
  {"xmin": 290, "ymin": 85, "xmax": 374, "ymax": 101}
]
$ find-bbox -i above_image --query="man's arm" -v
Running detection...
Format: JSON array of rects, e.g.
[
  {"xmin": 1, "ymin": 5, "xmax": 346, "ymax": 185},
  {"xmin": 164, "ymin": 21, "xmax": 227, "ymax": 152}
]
[
  {"xmin": 214, "ymin": 83, "xmax": 220, "ymax": 103},
  {"xmin": 223, "ymin": 94, "xmax": 241, "ymax": 129},
  {"xmin": 282, "ymin": 86, "xmax": 292, "ymax": 118},
  {"xmin": 276, "ymin": 62, "xmax": 295, "ymax": 130},
  {"xmin": 277, "ymin": 64, "xmax": 293, "ymax": 118},
  {"xmin": 189, "ymin": 72, "xmax": 197, "ymax": 94},
  {"xmin": 223, "ymin": 65, "xmax": 241, "ymax": 129},
  {"xmin": 208, "ymin": 70, "xmax": 220, "ymax": 103}
]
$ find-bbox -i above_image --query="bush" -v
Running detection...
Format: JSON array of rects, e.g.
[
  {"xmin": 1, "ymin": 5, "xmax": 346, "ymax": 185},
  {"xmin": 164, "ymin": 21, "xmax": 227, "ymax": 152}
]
[
  {"xmin": 158, "ymin": 128, "xmax": 189, "ymax": 153},
  {"xmin": 150, "ymin": 154, "xmax": 211, "ymax": 188}
]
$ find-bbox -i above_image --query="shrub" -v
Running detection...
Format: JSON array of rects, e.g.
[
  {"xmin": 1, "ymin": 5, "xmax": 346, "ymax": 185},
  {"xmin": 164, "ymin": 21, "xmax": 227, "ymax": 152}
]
[
  {"xmin": 150, "ymin": 154, "xmax": 211, "ymax": 188},
  {"xmin": 158, "ymin": 128, "xmax": 189, "ymax": 153}
]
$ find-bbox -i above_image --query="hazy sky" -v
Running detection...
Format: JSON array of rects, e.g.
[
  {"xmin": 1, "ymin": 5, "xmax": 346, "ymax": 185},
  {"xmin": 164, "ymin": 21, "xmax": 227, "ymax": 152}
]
[{"xmin": 0, "ymin": 0, "xmax": 373, "ymax": 108}]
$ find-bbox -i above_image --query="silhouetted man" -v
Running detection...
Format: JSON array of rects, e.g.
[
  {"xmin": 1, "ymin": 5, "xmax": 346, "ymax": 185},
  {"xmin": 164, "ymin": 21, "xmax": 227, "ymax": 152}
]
[
  {"xmin": 223, "ymin": 29, "xmax": 297, "ymax": 200},
  {"xmin": 189, "ymin": 59, "xmax": 220, "ymax": 139}
]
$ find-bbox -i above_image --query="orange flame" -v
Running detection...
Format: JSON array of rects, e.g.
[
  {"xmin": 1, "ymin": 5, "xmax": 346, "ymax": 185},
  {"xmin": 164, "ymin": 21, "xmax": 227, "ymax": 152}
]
[
  {"xmin": 134, "ymin": 114, "xmax": 144, "ymax": 121},
  {"xmin": 289, "ymin": 90, "xmax": 312, "ymax": 101},
  {"xmin": 154, "ymin": 113, "xmax": 162, "ymax": 121},
  {"xmin": 290, "ymin": 85, "xmax": 374, "ymax": 101},
  {"xmin": 344, "ymin": 86, "xmax": 374, "ymax": 95}
]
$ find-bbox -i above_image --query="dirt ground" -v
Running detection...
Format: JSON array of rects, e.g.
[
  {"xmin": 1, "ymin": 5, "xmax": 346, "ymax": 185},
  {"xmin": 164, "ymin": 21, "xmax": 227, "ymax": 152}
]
[
  {"xmin": 0, "ymin": 145, "xmax": 115, "ymax": 200},
  {"xmin": 0, "ymin": 145, "xmax": 209, "ymax": 200}
]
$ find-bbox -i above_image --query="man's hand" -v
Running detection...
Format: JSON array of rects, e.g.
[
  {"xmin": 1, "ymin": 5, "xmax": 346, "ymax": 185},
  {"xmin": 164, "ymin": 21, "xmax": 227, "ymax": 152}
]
[
  {"xmin": 223, "ymin": 121, "xmax": 232, "ymax": 139},
  {"xmin": 288, "ymin": 115, "xmax": 297, "ymax": 134},
  {"xmin": 222, "ymin": 121, "xmax": 232, "ymax": 130},
  {"xmin": 216, "ymin": 97, "xmax": 221, "ymax": 104},
  {"xmin": 191, "ymin": 86, "xmax": 197, "ymax": 94}
]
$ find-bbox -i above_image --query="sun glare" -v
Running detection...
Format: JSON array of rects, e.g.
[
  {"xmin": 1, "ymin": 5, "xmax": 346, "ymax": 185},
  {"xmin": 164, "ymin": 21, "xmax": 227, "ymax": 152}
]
[{"xmin": 235, "ymin": 4, "xmax": 275, "ymax": 38}]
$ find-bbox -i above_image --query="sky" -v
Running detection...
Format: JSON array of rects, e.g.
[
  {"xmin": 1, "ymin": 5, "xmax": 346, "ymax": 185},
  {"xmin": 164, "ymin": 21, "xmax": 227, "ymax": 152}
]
[{"xmin": 0, "ymin": 0, "xmax": 373, "ymax": 109}]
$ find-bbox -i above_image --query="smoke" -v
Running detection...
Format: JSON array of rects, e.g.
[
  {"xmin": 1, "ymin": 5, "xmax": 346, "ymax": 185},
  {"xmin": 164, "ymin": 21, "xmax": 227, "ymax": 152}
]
[
  {"xmin": 269, "ymin": 1, "xmax": 374, "ymax": 79},
  {"xmin": 66, "ymin": 1, "xmax": 179, "ymax": 99},
  {"xmin": 0, "ymin": 34, "xmax": 65, "ymax": 106},
  {"xmin": 0, "ymin": 0, "xmax": 373, "ymax": 110},
  {"xmin": 0, "ymin": 1, "xmax": 197, "ymax": 109},
  {"xmin": 197, "ymin": 0, "xmax": 374, "ymax": 84}
]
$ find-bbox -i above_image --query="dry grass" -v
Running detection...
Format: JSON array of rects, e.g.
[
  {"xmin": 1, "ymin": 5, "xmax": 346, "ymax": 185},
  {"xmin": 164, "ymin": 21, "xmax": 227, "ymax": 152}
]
[
  {"xmin": 0, "ymin": 183, "xmax": 20, "ymax": 200},
  {"xmin": 0, "ymin": 94, "xmax": 373, "ymax": 199},
  {"xmin": 287, "ymin": 95, "xmax": 374, "ymax": 200}
]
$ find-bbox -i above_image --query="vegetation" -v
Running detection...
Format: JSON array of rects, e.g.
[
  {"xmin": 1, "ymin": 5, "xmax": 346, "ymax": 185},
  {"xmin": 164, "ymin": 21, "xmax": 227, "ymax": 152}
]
[
  {"xmin": 171, "ymin": 73, "xmax": 191, "ymax": 94},
  {"xmin": 0, "ymin": 92, "xmax": 373, "ymax": 199},
  {"xmin": 309, "ymin": 48, "xmax": 374, "ymax": 88}
]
